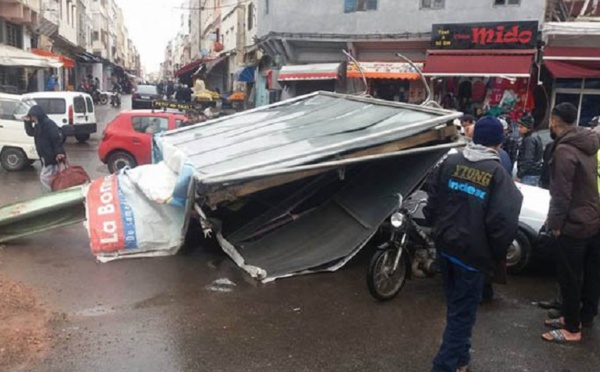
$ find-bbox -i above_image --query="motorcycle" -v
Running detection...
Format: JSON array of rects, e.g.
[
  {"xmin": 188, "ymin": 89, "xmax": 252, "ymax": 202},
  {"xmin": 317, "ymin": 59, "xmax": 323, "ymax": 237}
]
[
  {"xmin": 366, "ymin": 191, "xmax": 437, "ymax": 301},
  {"xmin": 90, "ymin": 88, "xmax": 109, "ymax": 105},
  {"xmin": 110, "ymin": 90, "xmax": 121, "ymax": 108}
]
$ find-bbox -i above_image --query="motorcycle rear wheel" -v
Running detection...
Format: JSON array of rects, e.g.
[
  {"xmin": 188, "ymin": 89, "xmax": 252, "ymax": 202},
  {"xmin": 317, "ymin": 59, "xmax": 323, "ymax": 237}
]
[
  {"xmin": 367, "ymin": 247, "xmax": 408, "ymax": 301},
  {"xmin": 99, "ymin": 94, "xmax": 109, "ymax": 105}
]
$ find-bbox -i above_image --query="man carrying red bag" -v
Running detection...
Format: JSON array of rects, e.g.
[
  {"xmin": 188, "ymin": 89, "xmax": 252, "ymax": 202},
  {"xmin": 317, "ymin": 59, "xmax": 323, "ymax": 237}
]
[{"xmin": 24, "ymin": 105, "xmax": 66, "ymax": 191}]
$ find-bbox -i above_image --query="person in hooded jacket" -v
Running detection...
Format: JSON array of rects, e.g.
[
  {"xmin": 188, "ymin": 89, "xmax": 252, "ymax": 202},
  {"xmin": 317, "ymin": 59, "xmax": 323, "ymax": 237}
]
[
  {"xmin": 541, "ymin": 103, "xmax": 600, "ymax": 344},
  {"xmin": 425, "ymin": 117, "xmax": 523, "ymax": 371},
  {"xmin": 24, "ymin": 105, "xmax": 66, "ymax": 191}
]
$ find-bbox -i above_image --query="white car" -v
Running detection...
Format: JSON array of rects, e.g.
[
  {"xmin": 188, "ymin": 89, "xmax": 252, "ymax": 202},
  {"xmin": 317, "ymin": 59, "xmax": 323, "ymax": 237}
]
[
  {"xmin": 0, "ymin": 93, "xmax": 38, "ymax": 171},
  {"xmin": 22, "ymin": 91, "xmax": 97, "ymax": 143}
]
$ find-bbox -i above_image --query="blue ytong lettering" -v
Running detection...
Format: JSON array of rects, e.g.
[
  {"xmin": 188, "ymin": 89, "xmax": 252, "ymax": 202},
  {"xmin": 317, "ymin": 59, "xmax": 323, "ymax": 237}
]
[{"xmin": 447, "ymin": 179, "xmax": 487, "ymax": 200}]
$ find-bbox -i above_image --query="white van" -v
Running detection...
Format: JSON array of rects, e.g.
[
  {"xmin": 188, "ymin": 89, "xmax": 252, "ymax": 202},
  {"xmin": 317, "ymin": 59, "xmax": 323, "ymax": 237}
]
[
  {"xmin": 23, "ymin": 91, "xmax": 97, "ymax": 143},
  {"xmin": 0, "ymin": 93, "xmax": 38, "ymax": 171}
]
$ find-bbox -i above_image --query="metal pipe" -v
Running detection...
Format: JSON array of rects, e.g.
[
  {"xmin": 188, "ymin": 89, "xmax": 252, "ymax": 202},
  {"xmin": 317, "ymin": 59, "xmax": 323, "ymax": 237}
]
[
  {"xmin": 395, "ymin": 52, "xmax": 439, "ymax": 108},
  {"xmin": 342, "ymin": 49, "xmax": 368, "ymax": 96},
  {"xmin": 201, "ymin": 141, "xmax": 465, "ymax": 185}
]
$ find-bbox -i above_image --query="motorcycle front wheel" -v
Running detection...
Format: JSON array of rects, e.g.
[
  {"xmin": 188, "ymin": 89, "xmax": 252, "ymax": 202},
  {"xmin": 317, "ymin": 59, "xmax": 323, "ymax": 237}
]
[
  {"xmin": 99, "ymin": 94, "xmax": 109, "ymax": 105},
  {"xmin": 367, "ymin": 247, "xmax": 408, "ymax": 301}
]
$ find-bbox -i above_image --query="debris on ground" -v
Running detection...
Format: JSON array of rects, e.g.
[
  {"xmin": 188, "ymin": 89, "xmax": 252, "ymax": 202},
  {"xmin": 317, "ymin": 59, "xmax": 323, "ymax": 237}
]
[{"xmin": 0, "ymin": 273, "xmax": 51, "ymax": 371}]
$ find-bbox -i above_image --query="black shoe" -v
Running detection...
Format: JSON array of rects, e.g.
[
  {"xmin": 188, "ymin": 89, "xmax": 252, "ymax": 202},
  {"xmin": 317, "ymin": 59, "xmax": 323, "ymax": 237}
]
[
  {"xmin": 539, "ymin": 299, "xmax": 561, "ymax": 310},
  {"xmin": 548, "ymin": 308, "xmax": 561, "ymax": 319}
]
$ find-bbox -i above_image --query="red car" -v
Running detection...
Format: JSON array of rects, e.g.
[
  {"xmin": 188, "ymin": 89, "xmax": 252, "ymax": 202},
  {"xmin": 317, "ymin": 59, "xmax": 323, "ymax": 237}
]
[{"xmin": 98, "ymin": 110, "xmax": 187, "ymax": 173}]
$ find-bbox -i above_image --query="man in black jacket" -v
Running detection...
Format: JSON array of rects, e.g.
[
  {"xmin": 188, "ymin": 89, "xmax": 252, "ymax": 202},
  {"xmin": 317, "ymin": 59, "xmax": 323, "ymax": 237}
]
[
  {"xmin": 516, "ymin": 115, "xmax": 543, "ymax": 186},
  {"xmin": 24, "ymin": 105, "xmax": 66, "ymax": 191},
  {"xmin": 541, "ymin": 103, "xmax": 600, "ymax": 343},
  {"xmin": 425, "ymin": 117, "xmax": 523, "ymax": 371}
]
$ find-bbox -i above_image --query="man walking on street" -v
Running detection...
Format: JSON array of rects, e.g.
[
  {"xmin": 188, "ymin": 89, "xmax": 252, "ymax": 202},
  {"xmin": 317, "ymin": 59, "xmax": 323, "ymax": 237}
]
[
  {"xmin": 542, "ymin": 103, "xmax": 600, "ymax": 343},
  {"xmin": 425, "ymin": 117, "xmax": 522, "ymax": 371},
  {"xmin": 24, "ymin": 105, "xmax": 66, "ymax": 192},
  {"xmin": 516, "ymin": 115, "xmax": 543, "ymax": 186}
]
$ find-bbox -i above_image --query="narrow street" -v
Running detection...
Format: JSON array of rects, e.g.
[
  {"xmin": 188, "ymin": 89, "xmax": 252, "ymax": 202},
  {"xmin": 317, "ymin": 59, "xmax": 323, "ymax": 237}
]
[{"xmin": 1, "ymin": 99, "xmax": 600, "ymax": 372}]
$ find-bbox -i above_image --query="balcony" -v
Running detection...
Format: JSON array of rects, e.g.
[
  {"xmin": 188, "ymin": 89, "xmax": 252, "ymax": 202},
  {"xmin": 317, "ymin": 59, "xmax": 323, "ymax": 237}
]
[{"xmin": 0, "ymin": 0, "xmax": 40, "ymax": 25}]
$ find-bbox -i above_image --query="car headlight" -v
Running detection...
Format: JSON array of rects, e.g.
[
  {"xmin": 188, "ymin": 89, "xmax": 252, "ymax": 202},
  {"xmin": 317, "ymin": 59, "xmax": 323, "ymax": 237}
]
[{"xmin": 390, "ymin": 212, "xmax": 405, "ymax": 228}]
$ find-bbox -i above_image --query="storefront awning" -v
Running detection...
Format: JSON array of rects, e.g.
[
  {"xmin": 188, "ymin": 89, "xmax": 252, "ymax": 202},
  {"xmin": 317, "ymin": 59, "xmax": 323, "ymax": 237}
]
[
  {"xmin": 422, "ymin": 50, "xmax": 535, "ymax": 78},
  {"xmin": 0, "ymin": 44, "xmax": 63, "ymax": 68},
  {"xmin": 543, "ymin": 47, "xmax": 600, "ymax": 78},
  {"xmin": 194, "ymin": 56, "xmax": 228, "ymax": 76},
  {"xmin": 175, "ymin": 59, "xmax": 205, "ymax": 77},
  {"xmin": 32, "ymin": 49, "xmax": 75, "ymax": 69},
  {"xmin": 278, "ymin": 63, "xmax": 341, "ymax": 81},
  {"xmin": 348, "ymin": 62, "xmax": 423, "ymax": 80},
  {"xmin": 234, "ymin": 66, "xmax": 255, "ymax": 83}
]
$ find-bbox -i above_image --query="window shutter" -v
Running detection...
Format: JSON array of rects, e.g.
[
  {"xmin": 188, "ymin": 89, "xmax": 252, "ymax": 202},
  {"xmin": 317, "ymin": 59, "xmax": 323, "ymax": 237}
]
[
  {"xmin": 344, "ymin": 0, "xmax": 357, "ymax": 13},
  {"xmin": 366, "ymin": 0, "xmax": 378, "ymax": 10}
]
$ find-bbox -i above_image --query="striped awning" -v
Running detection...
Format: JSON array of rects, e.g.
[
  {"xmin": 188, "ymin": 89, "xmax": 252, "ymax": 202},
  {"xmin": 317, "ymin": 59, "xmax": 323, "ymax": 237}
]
[{"xmin": 278, "ymin": 63, "xmax": 342, "ymax": 81}]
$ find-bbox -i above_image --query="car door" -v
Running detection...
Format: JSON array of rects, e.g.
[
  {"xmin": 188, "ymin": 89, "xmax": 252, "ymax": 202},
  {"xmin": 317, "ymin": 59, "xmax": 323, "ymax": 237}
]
[
  {"xmin": 72, "ymin": 95, "xmax": 88, "ymax": 124},
  {"xmin": 130, "ymin": 115, "xmax": 170, "ymax": 165}
]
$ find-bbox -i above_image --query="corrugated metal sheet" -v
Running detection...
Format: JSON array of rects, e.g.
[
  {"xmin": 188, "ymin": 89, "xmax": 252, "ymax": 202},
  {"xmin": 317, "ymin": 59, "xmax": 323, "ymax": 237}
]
[
  {"xmin": 0, "ymin": 187, "xmax": 85, "ymax": 243},
  {"xmin": 158, "ymin": 91, "xmax": 462, "ymax": 184}
]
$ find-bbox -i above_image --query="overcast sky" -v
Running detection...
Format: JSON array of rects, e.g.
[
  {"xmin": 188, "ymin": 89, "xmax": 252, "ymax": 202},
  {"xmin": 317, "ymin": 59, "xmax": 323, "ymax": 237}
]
[{"xmin": 116, "ymin": 0, "xmax": 184, "ymax": 73}]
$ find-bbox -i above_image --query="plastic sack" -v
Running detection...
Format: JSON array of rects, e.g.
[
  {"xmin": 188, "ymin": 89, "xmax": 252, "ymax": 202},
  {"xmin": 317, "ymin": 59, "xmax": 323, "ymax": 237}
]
[{"xmin": 83, "ymin": 156, "xmax": 195, "ymax": 262}]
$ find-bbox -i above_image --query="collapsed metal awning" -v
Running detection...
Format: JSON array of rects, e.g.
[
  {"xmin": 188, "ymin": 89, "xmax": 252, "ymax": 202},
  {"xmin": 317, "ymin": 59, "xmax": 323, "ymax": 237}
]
[{"xmin": 157, "ymin": 91, "xmax": 462, "ymax": 281}]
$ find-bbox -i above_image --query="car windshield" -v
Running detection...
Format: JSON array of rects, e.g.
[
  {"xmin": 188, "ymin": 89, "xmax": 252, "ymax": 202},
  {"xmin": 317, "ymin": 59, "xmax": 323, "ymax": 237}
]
[{"xmin": 136, "ymin": 85, "xmax": 157, "ymax": 95}]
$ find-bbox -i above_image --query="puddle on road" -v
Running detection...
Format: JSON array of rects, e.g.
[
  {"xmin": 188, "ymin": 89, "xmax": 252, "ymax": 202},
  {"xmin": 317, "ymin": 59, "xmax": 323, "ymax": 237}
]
[{"xmin": 205, "ymin": 278, "xmax": 236, "ymax": 293}]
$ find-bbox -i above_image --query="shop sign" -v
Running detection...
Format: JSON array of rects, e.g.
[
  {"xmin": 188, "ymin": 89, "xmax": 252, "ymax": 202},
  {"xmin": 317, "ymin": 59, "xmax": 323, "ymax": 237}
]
[
  {"xmin": 431, "ymin": 21, "xmax": 538, "ymax": 50},
  {"xmin": 348, "ymin": 62, "xmax": 423, "ymax": 74}
]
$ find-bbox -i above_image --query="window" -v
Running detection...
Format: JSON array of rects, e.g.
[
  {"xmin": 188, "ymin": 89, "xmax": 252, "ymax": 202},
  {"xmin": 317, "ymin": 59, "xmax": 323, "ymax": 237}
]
[
  {"xmin": 248, "ymin": 3, "xmax": 255, "ymax": 30},
  {"xmin": 494, "ymin": 0, "xmax": 520, "ymax": 5},
  {"xmin": 73, "ymin": 96, "xmax": 86, "ymax": 114},
  {"xmin": 265, "ymin": 0, "xmax": 269, "ymax": 14},
  {"xmin": 132, "ymin": 116, "xmax": 169, "ymax": 134},
  {"xmin": 34, "ymin": 98, "xmax": 66, "ymax": 115},
  {"xmin": 175, "ymin": 119, "xmax": 184, "ymax": 129},
  {"xmin": 553, "ymin": 78, "xmax": 600, "ymax": 126},
  {"xmin": 5, "ymin": 22, "xmax": 23, "ymax": 48},
  {"xmin": 93, "ymin": 31, "xmax": 99, "ymax": 41},
  {"xmin": 344, "ymin": 0, "xmax": 378, "ymax": 13},
  {"xmin": 421, "ymin": 0, "xmax": 445, "ymax": 9},
  {"xmin": 0, "ymin": 99, "xmax": 18, "ymax": 120},
  {"xmin": 85, "ymin": 97, "xmax": 94, "ymax": 113}
]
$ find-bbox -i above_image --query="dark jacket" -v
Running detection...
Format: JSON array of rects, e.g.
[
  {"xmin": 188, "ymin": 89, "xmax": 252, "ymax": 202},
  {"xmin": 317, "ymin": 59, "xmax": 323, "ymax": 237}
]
[
  {"xmin": 547, "ymin": 127, "xmax": 600, "ymax": 238},
  {"xmin": 424, "ymin": 144, "xmax": 523, "ymax": 274},
  {"xmin": 24, "ymin": 105, "xmax": 65, "ymax": 166},
  {"xmin": 517, "ymin": 131, "xmax": 543, "ymax": 178},
  {"xmin": 499, "ymin": 149, "xmax": 513, "ymax": 175},
  {"xmin": 539, "ymin": 142, "xmax": 554, "ymax": 190}
]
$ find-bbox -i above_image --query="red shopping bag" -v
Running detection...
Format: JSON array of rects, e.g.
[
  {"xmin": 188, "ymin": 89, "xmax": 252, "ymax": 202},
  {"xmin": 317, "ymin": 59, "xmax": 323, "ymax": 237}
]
[{"xmin": 51, "ymin": 161, "xmax": 91, "ymax": 191}]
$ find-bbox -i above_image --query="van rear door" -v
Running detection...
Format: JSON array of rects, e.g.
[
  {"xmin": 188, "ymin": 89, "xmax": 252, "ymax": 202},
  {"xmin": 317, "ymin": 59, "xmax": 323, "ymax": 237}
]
[{"xmin": 73, "ymin": 95, "xmax": 88, "ymax": 124}]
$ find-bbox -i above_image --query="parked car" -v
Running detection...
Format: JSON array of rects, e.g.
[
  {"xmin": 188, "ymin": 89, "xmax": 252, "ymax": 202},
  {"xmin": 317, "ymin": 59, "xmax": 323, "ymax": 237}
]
[
  {"xmin": 22, "ymin": 91, "xmax": 97, "ymax": 143},
  {"xmin": 132, "ymin": 85, "xmax": 160, "ymax": 110},
  {"xmin": 0, "ymin": 93, "xmax": 38, "ymax": 171},
  {"xmin": 98, "ymin": 110, "xmax": 187, "ymax": 173}
]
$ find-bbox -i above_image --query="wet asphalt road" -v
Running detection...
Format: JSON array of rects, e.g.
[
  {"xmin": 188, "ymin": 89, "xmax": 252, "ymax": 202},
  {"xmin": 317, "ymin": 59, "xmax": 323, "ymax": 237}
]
[{"xmin": 1, "ymin": 99, "xmax": 600, "ymax": 371}]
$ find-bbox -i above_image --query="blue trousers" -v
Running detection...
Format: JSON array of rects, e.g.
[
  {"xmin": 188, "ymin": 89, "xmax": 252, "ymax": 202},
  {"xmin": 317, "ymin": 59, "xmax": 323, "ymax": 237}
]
[
  {"xmin": 520, "ymin": 175, "xmax": 540, "ymax": 187},
  {"xmin": 432, "ymin": 257, "xmax": 484, "ymax": 372}
]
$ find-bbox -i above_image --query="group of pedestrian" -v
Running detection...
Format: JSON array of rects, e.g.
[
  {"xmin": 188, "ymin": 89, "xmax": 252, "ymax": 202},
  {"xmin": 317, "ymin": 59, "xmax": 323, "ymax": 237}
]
[{"xmin": 429, "ymin": 102, "xmax": 600, "ymax": 370}]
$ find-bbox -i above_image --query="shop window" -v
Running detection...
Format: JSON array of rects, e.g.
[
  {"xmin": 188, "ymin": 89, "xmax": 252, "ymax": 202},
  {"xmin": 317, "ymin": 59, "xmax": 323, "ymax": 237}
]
[
  {"xmin": 494, "ymin": 0, "xmax": 520, "ymax": 5},
  {"xmin": 555, "ymin": 78, "xmax": 583, "ymax": 89},
  {"xmin": 554, "ymin": 78, "xmax": 600, "ymax": 126},
  {"xmin": 421, "ymin": 0, "xmax": 445, "ymax": 9},
  {"xmin": 584, "ymin": 79, "xmax": 600, "ymax": 89},
  {"xmin": 344, "ymin": 0, "xmax": 378, "ymax": 13}
]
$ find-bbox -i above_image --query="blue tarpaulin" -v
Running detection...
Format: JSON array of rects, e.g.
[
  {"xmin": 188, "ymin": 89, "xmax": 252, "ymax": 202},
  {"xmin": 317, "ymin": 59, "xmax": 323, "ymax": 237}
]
[{"xmin": 235, "ymin": 66, "xmax": 255, "ymax": 83}]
